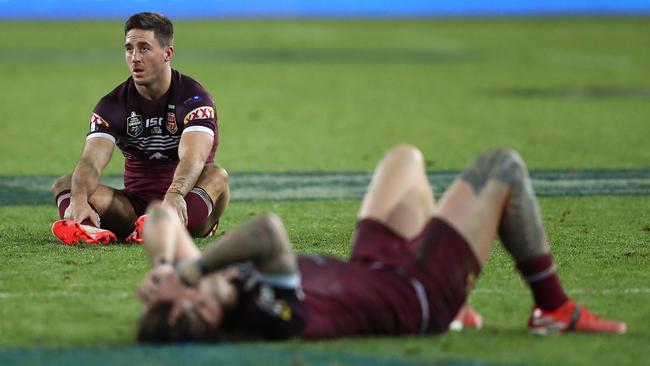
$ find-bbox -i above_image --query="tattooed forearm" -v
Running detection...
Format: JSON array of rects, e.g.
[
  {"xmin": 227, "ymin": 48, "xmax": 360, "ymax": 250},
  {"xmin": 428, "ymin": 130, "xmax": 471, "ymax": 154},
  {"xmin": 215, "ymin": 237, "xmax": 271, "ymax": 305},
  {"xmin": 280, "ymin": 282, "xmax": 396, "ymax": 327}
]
[
  {"xmin": 167, "ymin": 158, "xmax": 202, "ymax": 196},
  {"xmin": 166, "ymin": 177, "xmax": 187, "ymax": 195},
  {"xmin": 177, "ymin": 213, "xmax": 297, "ymax": 286}
]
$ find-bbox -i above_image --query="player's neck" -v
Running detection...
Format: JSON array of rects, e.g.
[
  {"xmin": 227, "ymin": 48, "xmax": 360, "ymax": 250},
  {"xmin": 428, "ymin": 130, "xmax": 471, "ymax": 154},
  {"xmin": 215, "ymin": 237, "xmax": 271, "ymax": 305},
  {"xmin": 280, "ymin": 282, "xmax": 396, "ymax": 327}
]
[{"xmin": 136, "ymin": 67, "xmax": 172, "ymax": 101}]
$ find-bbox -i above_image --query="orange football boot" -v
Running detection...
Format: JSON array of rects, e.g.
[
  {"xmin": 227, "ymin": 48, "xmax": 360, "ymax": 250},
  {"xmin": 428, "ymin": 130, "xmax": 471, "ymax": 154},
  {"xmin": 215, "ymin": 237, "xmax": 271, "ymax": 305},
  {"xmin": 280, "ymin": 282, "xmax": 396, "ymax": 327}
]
[
  {"xmin": 125, "ymin": 214, "xmax": 148, "ymax": 245},
  {"xmin": 51, "ymin": 219, "xmax": 117, "ymax": 245},
  {"xmin": 528, "ymin": 300, "xmax": 626, "ymax": 335}
]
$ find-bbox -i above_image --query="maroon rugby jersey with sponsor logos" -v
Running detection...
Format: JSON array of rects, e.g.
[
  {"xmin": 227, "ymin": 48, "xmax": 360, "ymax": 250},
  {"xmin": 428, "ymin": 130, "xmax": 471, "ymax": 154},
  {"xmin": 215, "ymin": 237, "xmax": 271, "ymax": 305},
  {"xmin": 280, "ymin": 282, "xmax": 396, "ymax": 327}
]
[
  {"xmin": 87, "ymin": 69, "xmax": 218, "ymax": 197},
  {"xmin": 223, "ymin": 255, "xmax": 422, "ymax": 340}
]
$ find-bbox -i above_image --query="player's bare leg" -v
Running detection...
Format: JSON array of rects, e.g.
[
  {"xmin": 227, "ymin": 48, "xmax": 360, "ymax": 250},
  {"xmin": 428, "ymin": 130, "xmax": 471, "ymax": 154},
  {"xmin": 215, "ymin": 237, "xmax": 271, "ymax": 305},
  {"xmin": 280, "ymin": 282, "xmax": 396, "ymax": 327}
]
[
  {"xmin": 186, "ymin": 164, "xmax": 230, "ymax": 237},
  {"xmin": 359, "ymin": 144, "xmax": 434, "ymax": 239},
  {"xmin": 127, "ymin": 165, "xmax": 229, "ymax": 243},
  {"xmin": 51, "ymin": 174, "xmax": 139, "ymax": 243},
  {"xmin": 360, "ymin": 144, "xmax": 481, "ymax": 329},
  {"xmin": 434, "ymin": 148, "xmax": 625, "ymax": 334}
]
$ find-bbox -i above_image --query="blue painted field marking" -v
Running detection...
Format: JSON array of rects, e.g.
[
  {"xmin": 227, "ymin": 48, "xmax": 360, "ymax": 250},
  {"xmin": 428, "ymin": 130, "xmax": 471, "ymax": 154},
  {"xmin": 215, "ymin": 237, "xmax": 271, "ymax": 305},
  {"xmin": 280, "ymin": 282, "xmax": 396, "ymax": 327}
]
[
  {"xmin": 1, "ymin": 169, "xmax": 650, "ymax": 205},
  {"xmin": 0, "ymin": 344, "xmax": 507, "ymax": 366}
]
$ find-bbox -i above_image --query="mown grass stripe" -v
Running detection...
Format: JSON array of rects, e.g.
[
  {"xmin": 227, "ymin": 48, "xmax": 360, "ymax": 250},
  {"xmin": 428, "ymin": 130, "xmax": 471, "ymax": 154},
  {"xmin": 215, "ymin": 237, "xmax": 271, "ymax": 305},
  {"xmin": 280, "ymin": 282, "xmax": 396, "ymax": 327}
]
[{"xmin": 1, "ymin": 169, "xmax": 650, "ymax": 205}]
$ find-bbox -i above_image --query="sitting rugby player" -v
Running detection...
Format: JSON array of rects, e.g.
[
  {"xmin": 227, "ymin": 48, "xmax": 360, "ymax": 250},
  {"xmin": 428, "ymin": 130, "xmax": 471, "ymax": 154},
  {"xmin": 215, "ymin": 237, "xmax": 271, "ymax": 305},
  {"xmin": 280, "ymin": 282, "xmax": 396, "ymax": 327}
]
[
  {"xmin": 136, "ymin": 145, "xmax": 625, "ymax": 342},
  {"xmin": 50, "ymin": 12, "xmax": 229, "ymax": 245}
]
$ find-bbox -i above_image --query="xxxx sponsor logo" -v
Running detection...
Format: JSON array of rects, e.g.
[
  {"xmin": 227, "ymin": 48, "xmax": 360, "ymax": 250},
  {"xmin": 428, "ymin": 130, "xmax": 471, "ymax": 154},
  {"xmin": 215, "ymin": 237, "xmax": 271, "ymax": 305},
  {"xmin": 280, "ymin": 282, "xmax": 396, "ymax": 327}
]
[{"xmin": 183, "ymin": 106, "xmax": 214, "ymax": 125}]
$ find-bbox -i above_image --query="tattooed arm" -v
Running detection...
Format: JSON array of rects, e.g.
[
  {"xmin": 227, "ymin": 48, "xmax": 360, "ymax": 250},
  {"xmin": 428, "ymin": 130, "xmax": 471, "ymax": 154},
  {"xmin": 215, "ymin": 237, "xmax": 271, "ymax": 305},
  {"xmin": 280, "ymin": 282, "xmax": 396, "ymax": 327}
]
[{"xmin": 164, "ymin": 131, "xmax": 213, "ymax": 224}]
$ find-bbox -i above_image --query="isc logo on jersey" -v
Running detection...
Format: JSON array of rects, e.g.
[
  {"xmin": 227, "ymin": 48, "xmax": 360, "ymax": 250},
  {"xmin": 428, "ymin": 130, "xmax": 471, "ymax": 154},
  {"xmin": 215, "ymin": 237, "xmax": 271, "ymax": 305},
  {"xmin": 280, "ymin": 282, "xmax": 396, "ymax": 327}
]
[
  {"xmin": 89, "ymin": 113, "xmax": 109, "ymax": 132},
  {"xmin": 183, "ymin": 106, "xmax": 214, "ymax": 125}
]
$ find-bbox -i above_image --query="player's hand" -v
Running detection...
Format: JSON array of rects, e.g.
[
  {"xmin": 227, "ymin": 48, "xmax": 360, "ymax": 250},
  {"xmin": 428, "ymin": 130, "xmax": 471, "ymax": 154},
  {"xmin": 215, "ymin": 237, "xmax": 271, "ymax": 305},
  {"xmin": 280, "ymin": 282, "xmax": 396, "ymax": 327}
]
[
  {"xmin": 137, "ymin": 264, "xmax": 192, "ymax": 326},
  {"xmin": 64, "ymin": 198, "xmax": 101, "ymax": 227},
  {"xmin": 163, "ymin": 192, "xmax": 188, "ymax": 226},
  {"xmin": 137, "ymin": 264, "xmax": 185, "ymax": 304}
]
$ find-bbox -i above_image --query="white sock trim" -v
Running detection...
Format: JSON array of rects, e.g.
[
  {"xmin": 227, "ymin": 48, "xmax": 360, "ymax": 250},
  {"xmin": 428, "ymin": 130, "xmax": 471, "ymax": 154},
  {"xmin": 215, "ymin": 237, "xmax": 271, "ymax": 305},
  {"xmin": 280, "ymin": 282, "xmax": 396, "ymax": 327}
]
[
  {"xmin": 524, "ymin": 265, "xmax": 556, "ymax": 283},
  {"xmin": 190, "ymin": 187, "xmax": 213, "ymax": 215},
  {"xmin": 56, "ymin": 192, "xmax": 71, "ymax": 208}
]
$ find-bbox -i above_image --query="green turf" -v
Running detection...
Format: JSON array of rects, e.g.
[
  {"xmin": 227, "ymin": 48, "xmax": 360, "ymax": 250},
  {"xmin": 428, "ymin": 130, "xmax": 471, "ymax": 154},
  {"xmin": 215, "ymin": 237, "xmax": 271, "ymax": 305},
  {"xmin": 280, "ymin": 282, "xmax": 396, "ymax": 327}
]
[
  {"xmin": 1, "ymin": 198, "xmax": 649, "ymax": 365},
  {"xmin": 1, "ymin": 17, "xmax": 649, "ymax": 366}
]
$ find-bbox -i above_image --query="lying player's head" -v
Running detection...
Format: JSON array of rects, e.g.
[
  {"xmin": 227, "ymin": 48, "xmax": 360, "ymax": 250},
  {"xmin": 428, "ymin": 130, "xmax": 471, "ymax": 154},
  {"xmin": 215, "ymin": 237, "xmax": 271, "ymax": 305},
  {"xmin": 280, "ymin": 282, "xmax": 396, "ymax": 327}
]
[
  {"xmin": 125, "ymin": 12, "xmax": 174, "ymax": 48},
  {"xmin": 137, "ymin": 301, "xmax": 221, "ymax": 343},
  {"xmin": 137, "ymin": 272, "xmax": 238, "ymax": 343}
]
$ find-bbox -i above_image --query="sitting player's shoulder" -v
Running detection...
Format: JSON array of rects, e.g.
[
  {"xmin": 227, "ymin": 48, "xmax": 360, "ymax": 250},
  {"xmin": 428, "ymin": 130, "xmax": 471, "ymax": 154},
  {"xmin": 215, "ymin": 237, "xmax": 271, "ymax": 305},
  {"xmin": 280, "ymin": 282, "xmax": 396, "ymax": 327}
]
[
  {"xmin": 97, "ymin": 78, "xmax": 131, "ymax": 106},
  {"xmin": 177, "ymin": 72, "xmax": 214, "ymax": 103}
]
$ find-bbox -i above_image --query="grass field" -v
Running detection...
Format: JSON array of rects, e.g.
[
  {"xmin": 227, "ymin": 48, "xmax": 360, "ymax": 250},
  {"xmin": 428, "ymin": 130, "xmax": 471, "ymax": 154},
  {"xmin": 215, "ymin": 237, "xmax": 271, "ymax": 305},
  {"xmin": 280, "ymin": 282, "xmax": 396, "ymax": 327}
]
[{"xmin": 1, "ymin": 17, "xmax": 649, "ymax": 366}]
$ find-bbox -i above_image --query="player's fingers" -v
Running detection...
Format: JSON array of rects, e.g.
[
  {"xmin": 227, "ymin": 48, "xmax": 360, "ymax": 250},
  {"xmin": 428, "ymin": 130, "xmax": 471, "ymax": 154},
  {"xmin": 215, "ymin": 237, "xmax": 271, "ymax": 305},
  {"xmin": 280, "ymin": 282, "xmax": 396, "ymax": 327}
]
[
  {"xmin": 136, "ymin": 288, "xmax": 148, "ymax": 302},
  {"xmin": 181, "ymin": 206, "xmax": 188, "ymax": 226},
  {"xmin": 168, "ymin": 300, "xmax": 186, "ymax": 326},
  {"xmin": 196, "ymin": 299, "xmax": 222, "ymax": 327},
  {"xmin": 136, "ymin": 283, "xmax": 152, "ymax": 302},
  {"xmin": 172, "ymin": 206, "xmax": 182, "ymax": 225},
  {"xmin": 90, "ymin": 212, "xmax": 101, "ymax": 227},
  {"xmin": 63, "ymin": 206, "xmax": 73, "ymax": 220}
]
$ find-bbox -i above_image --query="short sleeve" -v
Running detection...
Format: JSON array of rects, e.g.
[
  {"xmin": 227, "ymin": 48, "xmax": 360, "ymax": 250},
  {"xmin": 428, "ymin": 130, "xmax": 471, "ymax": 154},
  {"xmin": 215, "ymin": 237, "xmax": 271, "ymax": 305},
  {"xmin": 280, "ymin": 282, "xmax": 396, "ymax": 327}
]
[
  {"xmin": 87, "ymin": 101, "xmax": 117, "ymax": 144},
  {"xmin": 180, "ymin": 93, "xmax": 217, "ymax": 138}
]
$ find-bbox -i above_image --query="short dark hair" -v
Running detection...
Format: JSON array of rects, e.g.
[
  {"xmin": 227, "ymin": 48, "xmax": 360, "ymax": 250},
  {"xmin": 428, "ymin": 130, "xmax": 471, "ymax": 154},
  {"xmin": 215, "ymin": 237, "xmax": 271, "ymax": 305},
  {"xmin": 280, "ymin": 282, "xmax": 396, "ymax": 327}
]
[
  {"xmin": 137, "ymin": 302, "xmax": 220, "ymax": 343},
  {"xmin": 124, "ymin": 12, "xmax": 174, "ymax": 47}
]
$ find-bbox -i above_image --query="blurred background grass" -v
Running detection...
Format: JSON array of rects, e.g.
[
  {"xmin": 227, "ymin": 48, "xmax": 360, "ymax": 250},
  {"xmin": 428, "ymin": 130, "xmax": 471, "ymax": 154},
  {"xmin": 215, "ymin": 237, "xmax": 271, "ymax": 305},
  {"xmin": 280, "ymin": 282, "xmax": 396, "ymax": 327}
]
[{"xmin": 1, "ymin": 18, "xmax": 648, "ymax": 175}]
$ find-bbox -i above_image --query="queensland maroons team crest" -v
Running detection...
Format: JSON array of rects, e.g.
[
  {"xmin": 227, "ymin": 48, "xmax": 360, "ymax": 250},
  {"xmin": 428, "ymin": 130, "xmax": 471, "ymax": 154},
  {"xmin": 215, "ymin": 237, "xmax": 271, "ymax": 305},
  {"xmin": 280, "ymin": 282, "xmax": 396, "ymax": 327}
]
[
  {"xmin": 166, "ymin": 112, "xmax": 178, "ymax": 134},
  {"xmin": 126, "ymin": 111, "xmax": 143, "ymax": 137}
]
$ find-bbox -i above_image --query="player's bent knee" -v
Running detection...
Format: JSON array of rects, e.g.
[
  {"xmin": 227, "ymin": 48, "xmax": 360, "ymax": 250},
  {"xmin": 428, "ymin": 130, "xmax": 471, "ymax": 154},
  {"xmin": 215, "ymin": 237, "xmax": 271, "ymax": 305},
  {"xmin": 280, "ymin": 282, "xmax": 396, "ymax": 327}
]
[
  {"xmin": 213, "ymin": 166, "xmax": 229, "ymax": 189},
  {"xmin": 51, "ymin": 174, "xmax": 72, "ymax": 196},
  {"xmin": 490, "ymin": 148, "xmax": 528, "ymax": 186},
  {"xmin": 385, "ymin": 144, "xmax": 424, "ymax": 165},
  {"xmin": 201, "ymin": 165, "xmax": 229, "ymax": 191},
  {"xmin": 462, "ymin": 148, "xmax": 529, "ymax": 193}
]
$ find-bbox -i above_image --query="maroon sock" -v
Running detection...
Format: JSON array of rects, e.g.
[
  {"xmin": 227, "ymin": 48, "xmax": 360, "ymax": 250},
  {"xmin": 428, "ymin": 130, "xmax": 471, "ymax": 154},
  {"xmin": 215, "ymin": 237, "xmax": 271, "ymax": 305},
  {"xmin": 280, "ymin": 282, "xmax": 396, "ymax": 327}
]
[
  {"xmin": 516, "ymin": 254, "xmax": 568, "ymax": 311},
  {"xmin": 185, "ymin": 187, "xmax": 213, "ymax": 230},
  {"xmin": 54, "ymin": 190, "xmax": 97, "ymax": 227}
]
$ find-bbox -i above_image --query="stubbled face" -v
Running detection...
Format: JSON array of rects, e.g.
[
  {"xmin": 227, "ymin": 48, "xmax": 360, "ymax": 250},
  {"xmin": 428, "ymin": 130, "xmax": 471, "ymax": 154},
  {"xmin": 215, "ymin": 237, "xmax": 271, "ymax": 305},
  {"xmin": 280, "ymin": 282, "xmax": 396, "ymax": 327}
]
[
  {"xmin": 192, "ymin": 270, "xmax": 238, "ymax": 328},
  {"xmin": 124, "ymin": 29, "xmax": 172, "ymax": 87}
]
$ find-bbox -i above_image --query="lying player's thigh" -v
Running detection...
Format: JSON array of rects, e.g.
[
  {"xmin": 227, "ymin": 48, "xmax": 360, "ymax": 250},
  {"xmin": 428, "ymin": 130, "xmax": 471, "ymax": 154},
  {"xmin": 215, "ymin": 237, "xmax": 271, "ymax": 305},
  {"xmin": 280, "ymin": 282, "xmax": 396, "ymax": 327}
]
[
  {"xmin": 358, "ymin": 145, "xmax": 434, "ymax": 240},
  {"xmin": 434, "ymin": 178, "xmax": 508, "ymax": 264},
  {"xmin": 88, "ymin": 185, "xmax": 139, "ymax": 237}
]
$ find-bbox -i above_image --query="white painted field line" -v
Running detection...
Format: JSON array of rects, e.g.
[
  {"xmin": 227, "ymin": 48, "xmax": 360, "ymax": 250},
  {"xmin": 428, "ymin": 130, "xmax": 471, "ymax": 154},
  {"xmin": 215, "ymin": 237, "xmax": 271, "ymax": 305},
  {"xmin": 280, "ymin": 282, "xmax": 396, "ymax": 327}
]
[
  {"xmin": 474, "ymin": 288, "xmax": 650, "ymax": 295},
  {"xmin": 0, "ymin": 291, "xmax": 132, "ymax": 299}
]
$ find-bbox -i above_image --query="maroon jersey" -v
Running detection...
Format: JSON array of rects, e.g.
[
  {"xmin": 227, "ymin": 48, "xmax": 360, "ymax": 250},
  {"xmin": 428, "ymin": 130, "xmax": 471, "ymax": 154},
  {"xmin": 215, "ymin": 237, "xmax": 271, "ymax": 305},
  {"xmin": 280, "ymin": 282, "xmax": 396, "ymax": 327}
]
[
  {"xmin": 298, "ymin": 255, "xmax": 422, "ymax": 338},
  {"xmin": 223, "ymin": 218, "xmax": 480, "ymax": 340},
  {"xmin": 221, "ymin": 263, "xmax": 304, "ymax": 340},
  {"xmin": 224, "ymin": 256, "xmax": 420, "ymax": 340},
  {"xmin": 299, "ymin": 219, "xmax": 481, "ymax": 338},
  {"xmin": 87, "ymin": 69, "xmax": 218, "ymax": 198}
]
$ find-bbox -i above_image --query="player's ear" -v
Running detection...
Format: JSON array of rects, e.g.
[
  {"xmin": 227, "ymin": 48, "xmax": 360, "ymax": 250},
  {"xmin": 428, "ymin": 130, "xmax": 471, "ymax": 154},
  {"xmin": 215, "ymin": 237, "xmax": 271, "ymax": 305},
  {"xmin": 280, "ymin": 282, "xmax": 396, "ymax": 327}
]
[{"xmin": 164, "ymin": 45, "xmax": 174, "ymax": 63}]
